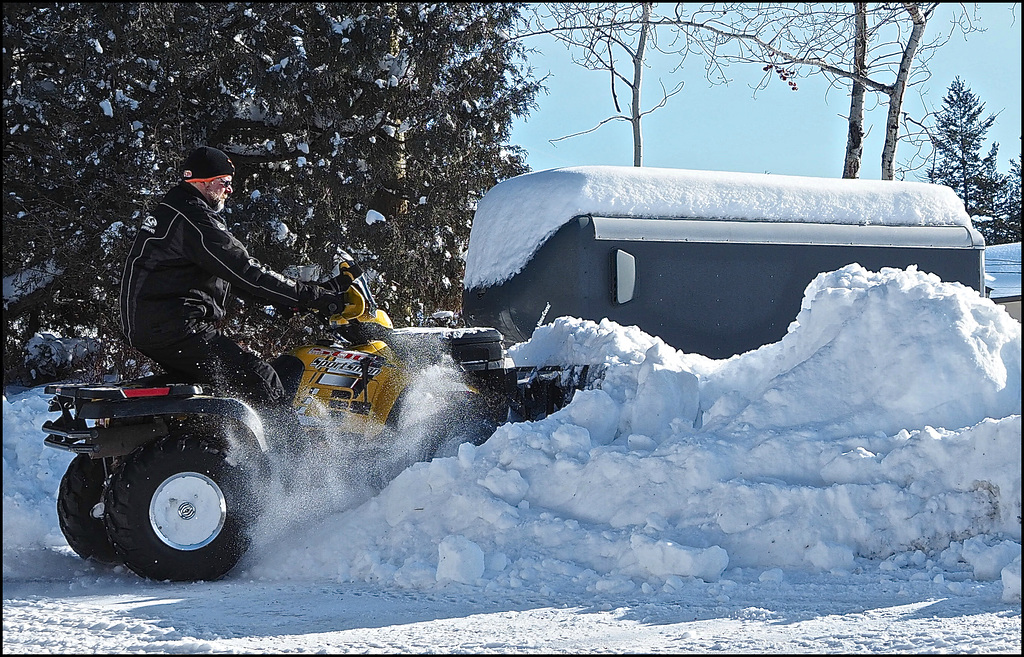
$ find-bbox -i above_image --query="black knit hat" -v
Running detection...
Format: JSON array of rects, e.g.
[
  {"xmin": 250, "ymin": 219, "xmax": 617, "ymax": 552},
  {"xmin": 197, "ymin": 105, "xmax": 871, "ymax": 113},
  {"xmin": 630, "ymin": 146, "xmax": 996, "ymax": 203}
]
[{"xmin": 182, "ymin": 146, "xmax": 235, "ymax": 182}]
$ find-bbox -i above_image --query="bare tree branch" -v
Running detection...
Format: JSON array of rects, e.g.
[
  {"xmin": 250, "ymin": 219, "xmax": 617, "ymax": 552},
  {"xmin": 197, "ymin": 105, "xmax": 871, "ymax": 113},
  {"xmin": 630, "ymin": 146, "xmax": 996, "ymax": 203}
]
[
  {"xmin": 549, "ymin": 114, "xmax": 632, "ymax": 143},
  {"xmin": 528, "ymin": 3, "xmax": 675, "ymax": 166},
  {"xmin": 522, "ymin": 3, "xmax": 980, "ymax": 178}
]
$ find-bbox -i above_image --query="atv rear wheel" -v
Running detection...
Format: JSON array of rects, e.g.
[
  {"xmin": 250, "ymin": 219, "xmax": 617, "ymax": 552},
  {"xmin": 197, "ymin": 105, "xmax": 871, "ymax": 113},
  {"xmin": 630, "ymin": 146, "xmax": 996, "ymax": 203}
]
[
  {"xmin": 57, "ymin": 455, "xmax": 119, "ymax": 564},
  {"xmin": 103, "ymin": 434, "xmax": 258, "ymax": 581}
]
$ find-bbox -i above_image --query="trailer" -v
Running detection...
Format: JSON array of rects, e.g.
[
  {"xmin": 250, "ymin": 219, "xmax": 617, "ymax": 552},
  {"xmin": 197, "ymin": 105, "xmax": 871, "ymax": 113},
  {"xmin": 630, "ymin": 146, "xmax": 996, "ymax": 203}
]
[{"xmin": 462, "ymin": 166, "xmax": 985, "ymax": 358}]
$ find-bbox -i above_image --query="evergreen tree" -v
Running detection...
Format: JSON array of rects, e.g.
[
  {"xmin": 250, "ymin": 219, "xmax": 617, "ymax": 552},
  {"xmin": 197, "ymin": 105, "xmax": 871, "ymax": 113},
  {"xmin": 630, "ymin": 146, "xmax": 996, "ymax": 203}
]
[
  {"xmin": 925, "ymin": 77, "xmax": 1016, "ymax": 244},
  {"xmin": 3, "ymin": 3, "xmax": 541, "ymax": 385},
  {"xmin": 993, "ymin": 154, "xmax": 1021, "ymax": 244}
]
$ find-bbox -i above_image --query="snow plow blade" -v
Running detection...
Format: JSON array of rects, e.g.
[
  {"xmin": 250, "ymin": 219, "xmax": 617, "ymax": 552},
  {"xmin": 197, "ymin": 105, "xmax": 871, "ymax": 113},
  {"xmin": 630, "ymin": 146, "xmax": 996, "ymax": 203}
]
[{"xmin": 510, "ymin": 364, "xmax": 605, "ymax": 422}]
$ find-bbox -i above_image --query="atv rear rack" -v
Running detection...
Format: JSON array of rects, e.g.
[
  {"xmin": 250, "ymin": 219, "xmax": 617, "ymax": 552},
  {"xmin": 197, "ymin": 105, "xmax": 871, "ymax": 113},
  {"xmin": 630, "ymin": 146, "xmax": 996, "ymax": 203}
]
[
  {"xmin": 45, "ymin": 383, "xmax": 204, "ymax": 401},
  {"xmin": 43, "ymin": 417, "xmax": 171, "ymax": 456},
  {"xmin": 42, "ymin": 382, "xmax": 269, "ymax": 457}
]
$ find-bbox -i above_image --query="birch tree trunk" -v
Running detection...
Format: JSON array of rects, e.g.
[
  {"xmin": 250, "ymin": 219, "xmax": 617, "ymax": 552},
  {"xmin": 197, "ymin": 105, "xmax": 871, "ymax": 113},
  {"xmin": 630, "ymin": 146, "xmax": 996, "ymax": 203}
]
[
  {"xmin": 660, "ymin": 2, "xmax": 960, "ymax": 180},
  {"xmin": 843, "ymin": 3, "xmax": 868, "ymax": 179},
  {"xmin": 880, "ymin": 3, "xmax": 930, "ymax": 180},
  {"xmin": 631, "ymin": 3, "xmax": 652, "ymax": 167}
]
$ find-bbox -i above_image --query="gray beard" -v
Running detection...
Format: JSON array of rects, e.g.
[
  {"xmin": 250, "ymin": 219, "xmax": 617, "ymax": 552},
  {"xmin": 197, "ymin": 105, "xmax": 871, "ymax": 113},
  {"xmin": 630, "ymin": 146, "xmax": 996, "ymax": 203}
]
[{"xmin": 212, "ymin": 199, "xmax": 225, "ymax": 213}]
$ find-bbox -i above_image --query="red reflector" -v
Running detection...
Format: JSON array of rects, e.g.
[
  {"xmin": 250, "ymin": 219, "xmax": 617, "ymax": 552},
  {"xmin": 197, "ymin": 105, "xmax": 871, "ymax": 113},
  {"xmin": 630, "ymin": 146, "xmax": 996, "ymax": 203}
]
[{"xmin": 124, "ymin": 387, "xmax": 171, "ymax": 397}]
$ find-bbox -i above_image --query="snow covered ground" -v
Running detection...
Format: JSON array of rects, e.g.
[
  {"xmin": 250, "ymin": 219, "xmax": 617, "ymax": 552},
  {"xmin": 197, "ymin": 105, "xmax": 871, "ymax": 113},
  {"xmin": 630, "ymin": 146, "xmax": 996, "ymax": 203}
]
[{"xmin": 3, "ymin": 264, "xmax": 1021, "ymax": 653}]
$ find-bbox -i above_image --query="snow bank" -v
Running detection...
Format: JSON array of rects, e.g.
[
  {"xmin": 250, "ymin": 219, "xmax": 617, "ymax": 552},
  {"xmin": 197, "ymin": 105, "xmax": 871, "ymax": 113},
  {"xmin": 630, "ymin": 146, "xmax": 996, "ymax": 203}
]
[
  {"xmin": 464, "ymin": 166, "xmax": 974, "ymax": 289},
  {"xmin": 2, "ymin": 391, "xmax": 72, "ymax": 566},
  {"xmin": 3, "ymin": 265, "xmax": 1020, "ymax": 602},
  {"xmin": 701, "ymin": 264, "xmax": 1020, "ymax": 438},
  {"xmin": 243, "ymin": 265, "xmax": 1018, "ymax": 596}
]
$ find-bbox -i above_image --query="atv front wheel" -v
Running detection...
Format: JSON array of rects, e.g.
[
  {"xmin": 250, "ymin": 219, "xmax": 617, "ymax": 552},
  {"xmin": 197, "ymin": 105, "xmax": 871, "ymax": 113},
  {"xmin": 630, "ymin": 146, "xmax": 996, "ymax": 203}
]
[
  {"xmin": 103, "ymin": 434, "xmax": 259, "ymax": 581},
  {"xmin": 57, "ymin": 454, "xmax": 119, "ymax": 564}
]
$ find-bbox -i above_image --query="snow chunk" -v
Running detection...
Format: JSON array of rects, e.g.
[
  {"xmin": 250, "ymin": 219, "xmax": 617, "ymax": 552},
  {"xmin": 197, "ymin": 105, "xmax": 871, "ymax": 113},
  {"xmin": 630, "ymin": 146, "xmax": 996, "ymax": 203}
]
[
  {"xmin": 436, "ymin": 535, "xmax": 485, "ymax": 584},
  {"xmin": 961, "ymin": 536, "xmax": 1022, "ymax": 581},
  {"xmin": 627, "ymin": 343, "xmax": 701, "ymax": 441},
  {"xmin": 806, "ymin": 541, "xmax": 855, "ymax": 572},
  {"xmin": 478, "ymin": 468, "xmax": 529, "ymax": 506},
  {"xmin": 1001, "ymin": 555, "xmax": 1021, "ymax": 603},
  {"xmin": 630, "ymin": 535, "xmax": 729, "ymax": 580},
  {"xmin": 270, "ymin": 219, "xmax": 296, "ymax": 246}
]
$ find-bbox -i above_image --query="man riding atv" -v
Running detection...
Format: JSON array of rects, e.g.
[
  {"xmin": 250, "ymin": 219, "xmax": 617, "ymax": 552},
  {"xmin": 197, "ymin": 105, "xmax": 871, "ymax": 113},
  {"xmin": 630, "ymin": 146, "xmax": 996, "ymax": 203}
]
[
  {"xmin": 119, "ymin": 145, "xmax": 355, "ymax": 439},
  {"xmin": 43, "ymin": 145, "xmax": 582, "ymax": 582}
]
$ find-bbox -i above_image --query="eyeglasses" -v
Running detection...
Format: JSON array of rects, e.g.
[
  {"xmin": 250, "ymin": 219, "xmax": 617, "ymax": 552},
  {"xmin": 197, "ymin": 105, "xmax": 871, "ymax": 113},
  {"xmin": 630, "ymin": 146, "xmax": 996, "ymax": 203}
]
[{"xmin": 209, "ymin": 178, "xmax": 233, "ymax": 190}]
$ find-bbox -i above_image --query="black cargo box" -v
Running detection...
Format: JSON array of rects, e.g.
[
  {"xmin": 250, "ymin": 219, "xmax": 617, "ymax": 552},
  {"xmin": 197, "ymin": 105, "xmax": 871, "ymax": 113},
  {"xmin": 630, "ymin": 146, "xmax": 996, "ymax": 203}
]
[{"xmin": 462, "ymin": 166, "xmax": 985, "ymax": 358}]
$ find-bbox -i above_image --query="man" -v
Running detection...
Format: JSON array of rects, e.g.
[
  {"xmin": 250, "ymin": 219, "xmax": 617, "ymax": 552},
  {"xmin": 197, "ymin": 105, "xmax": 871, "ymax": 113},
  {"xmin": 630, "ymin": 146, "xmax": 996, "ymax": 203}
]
[{"xmin": 119, "ymin": 145, "xmax": 352, "ymax": 437}]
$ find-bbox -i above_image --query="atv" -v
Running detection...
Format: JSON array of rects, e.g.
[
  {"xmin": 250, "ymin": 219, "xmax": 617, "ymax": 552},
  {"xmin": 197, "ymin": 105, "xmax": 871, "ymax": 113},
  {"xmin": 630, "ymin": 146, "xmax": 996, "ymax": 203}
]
[{"xmin": 42, "ymin": 260, "xmax": 586, "ymax": 582}]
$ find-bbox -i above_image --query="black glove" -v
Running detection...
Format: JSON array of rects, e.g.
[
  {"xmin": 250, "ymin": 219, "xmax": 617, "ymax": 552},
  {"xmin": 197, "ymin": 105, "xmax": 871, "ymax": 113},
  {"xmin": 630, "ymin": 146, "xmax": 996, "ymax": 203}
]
[
  {"xmin": 312, "ymin": 291, "xmax": 348, "ymax": 316},
  {"xmin": 183, "ymin": 290, "xmax": 212, "ymax": 320},
  {"xmin": 320, "ymin": 273, "xmax": 353, "ymax": 295}
]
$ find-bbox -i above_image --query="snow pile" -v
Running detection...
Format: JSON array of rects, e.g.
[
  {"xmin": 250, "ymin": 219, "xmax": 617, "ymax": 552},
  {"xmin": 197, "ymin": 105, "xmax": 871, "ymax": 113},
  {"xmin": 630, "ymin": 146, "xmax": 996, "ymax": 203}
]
[
  {"xmin": 464, "ymin": 166, "xmax": 974, "ymax": 289},
  {"xmin": 246, "ymin": 265, "xmax": 1018, "ymax": 598},
  {"xmin": 2, "ymin": 391, "xmax": 71, "ymax": 562},
  {"xmin": 3, "ymin": 265, "xmax": 1020, "ymax": 601}
]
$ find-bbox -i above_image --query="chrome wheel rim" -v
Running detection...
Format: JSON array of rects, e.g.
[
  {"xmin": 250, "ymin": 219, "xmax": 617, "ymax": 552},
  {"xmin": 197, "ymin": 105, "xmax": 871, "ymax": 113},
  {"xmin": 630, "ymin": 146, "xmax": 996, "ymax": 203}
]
[{"xmin": 149, "ymin": 472, "xmax": 226, "ymax": 550}]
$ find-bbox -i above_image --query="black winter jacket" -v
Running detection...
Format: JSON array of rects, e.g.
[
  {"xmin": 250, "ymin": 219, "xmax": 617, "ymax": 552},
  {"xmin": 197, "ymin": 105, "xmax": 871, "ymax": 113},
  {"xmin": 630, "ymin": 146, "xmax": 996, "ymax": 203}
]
[{"xmin": 120, "ymin": 182, "xmax": 327, "ymax": 348}]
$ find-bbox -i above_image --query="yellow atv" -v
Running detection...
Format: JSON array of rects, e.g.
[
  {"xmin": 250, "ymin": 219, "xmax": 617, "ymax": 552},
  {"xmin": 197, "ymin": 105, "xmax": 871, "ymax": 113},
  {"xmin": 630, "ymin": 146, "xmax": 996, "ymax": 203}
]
[{"xmin": 41, "ymin": 257, "xmax": 551, "ymax": 583}]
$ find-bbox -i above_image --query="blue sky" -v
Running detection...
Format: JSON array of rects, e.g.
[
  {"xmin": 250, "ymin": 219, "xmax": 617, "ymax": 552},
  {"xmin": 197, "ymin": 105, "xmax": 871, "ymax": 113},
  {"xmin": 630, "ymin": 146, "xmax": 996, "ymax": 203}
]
[{"xmin": 510, "ymin": 3, "xmax": 1022, "ymax": 181}]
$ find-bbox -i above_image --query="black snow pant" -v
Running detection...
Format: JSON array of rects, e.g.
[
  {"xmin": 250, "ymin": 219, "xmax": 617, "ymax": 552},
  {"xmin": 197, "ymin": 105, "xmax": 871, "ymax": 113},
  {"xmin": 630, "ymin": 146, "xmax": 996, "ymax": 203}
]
[{"xmin": 134, "ymin": 331, "xmax": 301, "ymax": 446}]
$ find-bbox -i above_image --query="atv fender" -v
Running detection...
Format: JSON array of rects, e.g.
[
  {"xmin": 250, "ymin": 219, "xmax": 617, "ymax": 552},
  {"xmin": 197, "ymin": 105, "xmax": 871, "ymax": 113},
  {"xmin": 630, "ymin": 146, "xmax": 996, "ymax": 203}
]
[{"xmin": 74, "ymin": 396, "xmax": 268, "ymax": 454}]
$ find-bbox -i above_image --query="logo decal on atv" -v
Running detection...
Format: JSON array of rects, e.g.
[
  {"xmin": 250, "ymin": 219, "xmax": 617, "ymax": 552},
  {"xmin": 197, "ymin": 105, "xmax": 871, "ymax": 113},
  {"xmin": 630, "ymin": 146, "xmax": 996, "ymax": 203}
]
[
  {"xmin": 310, "ymin": 356, "xmax": 383, "ymax": 377},
  {"xmin": 315, "ymin": 372, "xmax": 361, "ymax": 389},
  {"xmin": 308, "ymin": 347, "xmax": 346, "ymax": 357}
]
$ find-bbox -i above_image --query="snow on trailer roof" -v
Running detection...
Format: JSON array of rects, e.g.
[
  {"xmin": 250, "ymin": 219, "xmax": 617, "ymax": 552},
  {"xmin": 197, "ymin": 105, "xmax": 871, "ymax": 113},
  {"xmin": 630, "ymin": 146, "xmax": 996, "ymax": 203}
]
[{"xmin": 464, "ymin": 165, "xmax": 974, "ymax": 290}]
